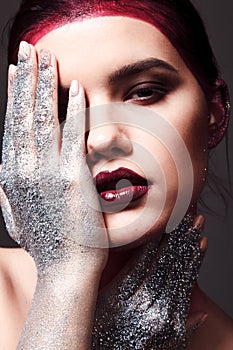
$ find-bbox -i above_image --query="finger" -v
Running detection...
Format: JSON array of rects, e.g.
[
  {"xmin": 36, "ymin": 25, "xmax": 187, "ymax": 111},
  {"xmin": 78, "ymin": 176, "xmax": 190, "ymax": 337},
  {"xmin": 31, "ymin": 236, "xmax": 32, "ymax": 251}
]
[
  {"xmin": 186, "ymin": 311, "xmax": 208, "ymax": 345},
  {"xmin": 0, "ymin": 185, "xmax": 19, "ymax": 243},
  {"xmin": 192, "ymin": 214, "xmax": 205, "ymax": 232},
  {"xmin": 34, "ymin": 50, "xmax": 60, "ymax": 163},
  {"xmin": 167, "ymin": 215, "xmax": 201, "ymax": 256},
  {"xmin": 156, "ymin": 214, "xmax": 203, "ymax": 259},
  {"xmin": 98, "ymin": 241, "xmax": 159, "ymax": 305},
  {"xmin": 193, "ymin": 214, "xmax": 208, "ymax": 254},
  {"xmin": 186, "ymin": 311, "xmax": 208, "ymax": 331},
  {"xmin": 12, "ymin": 41, "xmax": 37, "ymax": 169},
  {"xmin": 199, "ymin": 236, "xmax": 208, "ymax": 254},
  {"xmin": 1, "ymin": 65, "xmax": 17, "ymax": 170},
  {"xmin": 60, "ymin": 80, "xmax": 86, "ymax": 173},
  {"xmin": 144, "ymin": 216, "xmax": 202, "ymax": 301},
  {"xmin": 7, "ymin": 64, "xmax": 17, "ymax": 102}
]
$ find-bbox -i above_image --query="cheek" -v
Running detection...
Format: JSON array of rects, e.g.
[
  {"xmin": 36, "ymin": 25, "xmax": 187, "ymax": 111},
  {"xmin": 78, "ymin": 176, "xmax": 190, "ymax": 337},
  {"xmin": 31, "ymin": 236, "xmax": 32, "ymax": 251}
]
[
  {"xmin": 188, "ymin": 120, "xmax": 209, "ymax": 203},
  {"xmin": 104, "ymin": 135, "xmax": 179, "ymax": 247},
  {"xmin": 103, "ymin": 115, "xmax": 207, "ymax": 247},
  {"xmin": 169, "ymin": 99, "xmax": 209, "ymax": 202}
]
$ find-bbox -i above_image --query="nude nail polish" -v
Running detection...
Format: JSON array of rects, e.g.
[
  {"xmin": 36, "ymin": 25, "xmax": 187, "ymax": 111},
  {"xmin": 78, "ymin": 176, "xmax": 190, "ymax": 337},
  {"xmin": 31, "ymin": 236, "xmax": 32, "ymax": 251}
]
[
  {"xmin": 193, "ymin": 215, "xmax": 205, "ymax": 231},
  {"xmin": 194, "ymin": 313, "xmax": 208, "ymax": 330},
  {"xmin": 18, "ymin": 41, "xmax": 31, "ymax": 61},
  {"xmin": 70, "ymin": 80, "xmax": 79, "ymax": 96}
]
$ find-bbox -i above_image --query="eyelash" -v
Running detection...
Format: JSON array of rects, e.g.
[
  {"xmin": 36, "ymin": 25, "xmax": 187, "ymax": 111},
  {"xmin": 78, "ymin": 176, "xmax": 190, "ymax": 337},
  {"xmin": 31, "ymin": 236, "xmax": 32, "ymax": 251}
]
[
  {"xmin": 57, "ymin": 81, "xmax": 168, "ymax": 123},
  {"xmin": 124, "ymin": 82, "xmax": 168, "ymax": 105}
]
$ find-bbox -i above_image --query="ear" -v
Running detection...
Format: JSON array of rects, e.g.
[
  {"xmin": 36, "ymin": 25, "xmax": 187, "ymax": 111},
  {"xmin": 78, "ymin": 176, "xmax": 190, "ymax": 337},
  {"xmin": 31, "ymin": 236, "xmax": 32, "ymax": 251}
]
[{"xmin": 208, "ymin": 79, "xmax": 231, "ymax": 149}]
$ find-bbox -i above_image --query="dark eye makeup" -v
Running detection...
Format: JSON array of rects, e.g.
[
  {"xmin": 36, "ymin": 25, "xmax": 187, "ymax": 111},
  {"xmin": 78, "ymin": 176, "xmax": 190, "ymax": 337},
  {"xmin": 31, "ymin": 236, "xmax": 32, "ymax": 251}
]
[
  {"xmin": 57, "ymin": 73, "xmax": 176, "ymax": 123},
  {"xmin": 123, "ymin": 81, "xmax": 168, "ymax": 105}
]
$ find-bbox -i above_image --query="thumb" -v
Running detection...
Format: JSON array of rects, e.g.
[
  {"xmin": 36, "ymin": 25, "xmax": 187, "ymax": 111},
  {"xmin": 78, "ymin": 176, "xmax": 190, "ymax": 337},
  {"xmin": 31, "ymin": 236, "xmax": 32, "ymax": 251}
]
[
  {"xmin": 0, "ymin": 182, "xmax": 18, "ymax": 243},
  {"xmin": 186, "ymin": 311, "xmax": 208, "ymax": 337}
]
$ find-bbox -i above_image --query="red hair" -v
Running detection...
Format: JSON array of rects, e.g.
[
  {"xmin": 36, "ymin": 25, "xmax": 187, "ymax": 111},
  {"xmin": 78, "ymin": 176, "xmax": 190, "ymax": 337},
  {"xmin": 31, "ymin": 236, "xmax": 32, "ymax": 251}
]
[{"xmin": 8, "ymin": 0, "xmax": 219, "ymax": 97}]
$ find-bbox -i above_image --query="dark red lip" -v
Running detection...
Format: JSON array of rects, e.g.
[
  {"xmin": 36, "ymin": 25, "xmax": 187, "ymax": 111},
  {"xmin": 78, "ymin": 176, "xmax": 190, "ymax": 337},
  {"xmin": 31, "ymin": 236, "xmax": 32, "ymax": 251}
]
[
  {"xmin": 94, "ymin": 167, "xmax": 148, "ymax": 192},
  {"xmin": 94, "ymin": 167, "xmax": 150, "ymax": 210}
]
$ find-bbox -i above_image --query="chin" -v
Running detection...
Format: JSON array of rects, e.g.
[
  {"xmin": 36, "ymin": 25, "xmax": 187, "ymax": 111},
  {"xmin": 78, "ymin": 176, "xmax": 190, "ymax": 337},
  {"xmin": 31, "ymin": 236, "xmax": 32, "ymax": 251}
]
[{"xmin": 104, "ymin": 200, "xmax": 172, "ymax": 249}]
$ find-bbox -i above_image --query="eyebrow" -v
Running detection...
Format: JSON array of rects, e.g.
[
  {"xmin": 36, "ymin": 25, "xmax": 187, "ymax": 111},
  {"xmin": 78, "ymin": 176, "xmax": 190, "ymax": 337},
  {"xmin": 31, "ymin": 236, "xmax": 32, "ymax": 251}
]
[{"xmin": 108, "ymin": 58, "xmax": 179, "ymax": 85}]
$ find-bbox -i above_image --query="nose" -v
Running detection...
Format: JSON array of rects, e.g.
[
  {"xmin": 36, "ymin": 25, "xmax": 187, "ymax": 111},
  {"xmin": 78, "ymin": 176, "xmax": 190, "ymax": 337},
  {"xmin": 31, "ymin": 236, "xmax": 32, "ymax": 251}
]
[{"xmin": 86, "ymin": 106, "xmax": 133, "ymax": 163}]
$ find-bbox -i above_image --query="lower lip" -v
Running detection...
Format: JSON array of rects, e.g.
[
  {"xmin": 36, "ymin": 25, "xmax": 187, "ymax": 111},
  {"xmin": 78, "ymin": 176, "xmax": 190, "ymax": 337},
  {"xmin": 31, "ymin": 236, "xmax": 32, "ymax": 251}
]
[{"xmin": 99, "ymin": 185, "xmax": 150, "ymax": 210}]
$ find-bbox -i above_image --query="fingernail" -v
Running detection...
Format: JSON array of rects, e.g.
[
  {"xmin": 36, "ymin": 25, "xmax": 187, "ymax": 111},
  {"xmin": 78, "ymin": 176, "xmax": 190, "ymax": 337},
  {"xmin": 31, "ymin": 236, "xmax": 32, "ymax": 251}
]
[
  {"xmin": 193, "ymin": 215, "xmax": 205, "ymax": 231},
  {"xmin": 18, "ymin": 41, "xmax": 31, "ymax": 61},
  {"xmin": 8, "ymin": 64, "xmax": 17, "ymax": 77},
  {"xmin": 70, "ymin": 80, "xmax": 79, "ymax": 96},
  {"xmin": 39, "ymin": 49, "xmax": 51, "ymax": 69},
  {"xmin": 190, "ymin": 313, "xmax": 208, "ymax": 334},
  {"xmin": 200, "ymin": 236, "xmax": 208, "ymax": 252},
  {"xmin": 196, "ymin": 313, "xmax": 208, "ymax": 328}
]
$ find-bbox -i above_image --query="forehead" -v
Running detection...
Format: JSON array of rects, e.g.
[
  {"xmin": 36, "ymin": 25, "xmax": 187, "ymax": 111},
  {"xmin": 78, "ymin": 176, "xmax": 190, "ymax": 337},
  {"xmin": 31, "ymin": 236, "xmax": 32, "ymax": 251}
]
[{"xmin": 35, "ymin": 16, "xmax": 188, "ymax": 86}]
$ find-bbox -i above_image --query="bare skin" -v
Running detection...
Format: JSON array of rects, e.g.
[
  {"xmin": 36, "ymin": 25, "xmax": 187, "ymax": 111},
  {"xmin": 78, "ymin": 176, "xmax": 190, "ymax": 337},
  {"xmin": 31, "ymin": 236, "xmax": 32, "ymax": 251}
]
[
  {"xmin": 0, "ymin": 248, "xmax": 36, "ymax": 350},
  {"xmin": 0, "ymin": 16, "xmax": 233, "ymax": 349},
  {"xmin": 0, "ymin": 247, "xmax": 233, "ymax": 349},
  {"xmin": 0, "ymin": 41, "xmax": 108, "ymax": 349}
]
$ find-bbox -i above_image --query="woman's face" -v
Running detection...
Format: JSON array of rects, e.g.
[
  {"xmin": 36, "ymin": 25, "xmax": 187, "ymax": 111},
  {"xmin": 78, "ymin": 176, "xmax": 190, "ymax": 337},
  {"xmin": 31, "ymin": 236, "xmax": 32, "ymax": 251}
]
[{"xmin": 35, "ymin": 17, "xmax": 209, "ymax": 248}]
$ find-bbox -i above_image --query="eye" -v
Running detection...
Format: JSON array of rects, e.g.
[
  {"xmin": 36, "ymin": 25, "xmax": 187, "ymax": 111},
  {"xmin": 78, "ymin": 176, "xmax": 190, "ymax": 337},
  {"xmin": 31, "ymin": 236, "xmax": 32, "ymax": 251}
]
[{"xmin": 124, "ymin": 82, "xmax": 167, "ymax": 105}]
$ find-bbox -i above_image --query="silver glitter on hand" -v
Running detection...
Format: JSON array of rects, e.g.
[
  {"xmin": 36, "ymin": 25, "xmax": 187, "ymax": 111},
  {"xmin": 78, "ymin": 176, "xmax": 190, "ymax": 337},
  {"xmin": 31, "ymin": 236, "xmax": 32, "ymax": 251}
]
[
  {"xmin": 93, "ymin": 215, "xmax": 202, "ymax": 349},
  {"xmin": 0, "ymin": 41, "xmax": 108, "ymax": 349},
  {"xmin": 0, "ymin": 42, "xmax": 107, "ymax": 274}
]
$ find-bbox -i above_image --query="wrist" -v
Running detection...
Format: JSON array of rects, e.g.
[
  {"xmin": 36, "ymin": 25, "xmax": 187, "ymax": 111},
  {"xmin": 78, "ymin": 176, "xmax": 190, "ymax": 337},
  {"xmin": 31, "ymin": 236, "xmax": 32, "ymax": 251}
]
[
  {"xmin": 36, "ymin": 253, "xmax": 105, "ymax": 293},
  {"xmin": 19, "ymin": 258, "xmax": 100, "ymax": 350},
  {"xmin": 35, "ymin": 243, "xmax": 108, "ymax": 276}
]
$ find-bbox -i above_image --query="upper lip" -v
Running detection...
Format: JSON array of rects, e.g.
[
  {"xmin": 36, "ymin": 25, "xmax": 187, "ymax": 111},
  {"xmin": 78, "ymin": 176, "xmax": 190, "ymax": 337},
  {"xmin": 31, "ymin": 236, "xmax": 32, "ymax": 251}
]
[{"xmin": 94, "ymin": 167, "xmax": 148, "ymax": 193}]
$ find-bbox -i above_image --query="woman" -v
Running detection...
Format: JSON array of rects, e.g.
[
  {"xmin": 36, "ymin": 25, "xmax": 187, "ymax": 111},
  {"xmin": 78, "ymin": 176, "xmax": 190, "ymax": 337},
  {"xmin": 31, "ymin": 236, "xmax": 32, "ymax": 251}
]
[{"xmin": 0, "ymin": 0, "xmax": 233, "ymax": 348}]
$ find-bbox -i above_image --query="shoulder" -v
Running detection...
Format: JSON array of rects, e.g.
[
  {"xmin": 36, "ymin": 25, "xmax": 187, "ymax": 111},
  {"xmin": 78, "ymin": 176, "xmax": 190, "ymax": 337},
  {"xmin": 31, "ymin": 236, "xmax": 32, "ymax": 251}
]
[{"xmin": 0, "ymin": 247, "xmax": 37, "ymax": 349}]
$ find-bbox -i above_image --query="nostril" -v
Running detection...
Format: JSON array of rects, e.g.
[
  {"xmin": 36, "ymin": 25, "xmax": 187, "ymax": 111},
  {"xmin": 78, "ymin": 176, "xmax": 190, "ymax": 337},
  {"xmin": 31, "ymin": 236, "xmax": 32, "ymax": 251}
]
[
  {"xmin": 111, "ymin": 146, "xmax": 127, "ymax": 156},
  {"xmin": 86, "ymin": 144, "xmax": 130, "ymax": 166},
  {"xmin": 86, "ymin": 149, "xmax": 102, "ymax": 166},
  {"xmin": 86, "ymin": 124, "xmax": 133, "ymax": 161}
]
